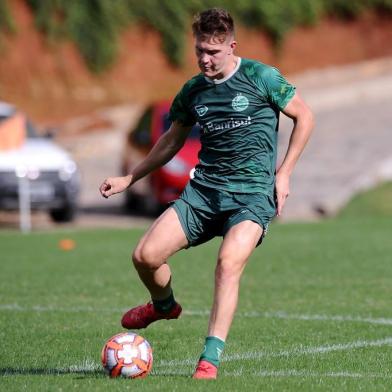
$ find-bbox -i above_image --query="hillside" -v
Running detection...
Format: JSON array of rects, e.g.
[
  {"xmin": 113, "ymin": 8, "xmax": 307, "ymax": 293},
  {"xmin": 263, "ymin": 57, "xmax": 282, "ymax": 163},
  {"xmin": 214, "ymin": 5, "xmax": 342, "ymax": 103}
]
[{"xmin": 0, "ymin": 0, "xmax": 391, "ymax": 124}]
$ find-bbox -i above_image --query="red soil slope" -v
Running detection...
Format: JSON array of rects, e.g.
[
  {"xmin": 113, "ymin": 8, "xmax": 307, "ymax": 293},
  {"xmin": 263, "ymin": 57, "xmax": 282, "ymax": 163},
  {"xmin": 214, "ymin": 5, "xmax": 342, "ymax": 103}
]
[{"xmin": 1, "ymin": 0, "xmax": 391, "ymax": 123}]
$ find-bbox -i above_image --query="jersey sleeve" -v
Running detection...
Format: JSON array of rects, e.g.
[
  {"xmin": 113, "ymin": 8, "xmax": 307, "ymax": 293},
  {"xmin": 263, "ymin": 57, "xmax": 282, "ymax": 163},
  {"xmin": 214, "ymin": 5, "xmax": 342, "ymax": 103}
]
[
  {"xmin": 257, "ymin": 66, "xmax": 296, "ymax": 110},
  {"xmin": 169, "ymin": 85, "xmax": 196, "ymax": 127}
]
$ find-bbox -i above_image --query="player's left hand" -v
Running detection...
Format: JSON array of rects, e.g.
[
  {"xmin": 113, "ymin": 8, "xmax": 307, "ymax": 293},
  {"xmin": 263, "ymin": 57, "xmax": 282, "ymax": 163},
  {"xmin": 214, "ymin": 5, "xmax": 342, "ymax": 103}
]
[{"xmin": 275, "ymin": 171, "xmax": 290, "ymax": 216}]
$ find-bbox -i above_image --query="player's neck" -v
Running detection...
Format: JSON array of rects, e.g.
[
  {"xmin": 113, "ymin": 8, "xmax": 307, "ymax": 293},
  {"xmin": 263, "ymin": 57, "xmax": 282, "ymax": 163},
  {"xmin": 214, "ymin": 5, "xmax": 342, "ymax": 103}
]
[
  {"xmin": 225, "ymin": 56, "xmax": 239, "ymax": 78},
  {"xmin": 211, "ymin": 56, "xmax": 239, "ymax": 81}
]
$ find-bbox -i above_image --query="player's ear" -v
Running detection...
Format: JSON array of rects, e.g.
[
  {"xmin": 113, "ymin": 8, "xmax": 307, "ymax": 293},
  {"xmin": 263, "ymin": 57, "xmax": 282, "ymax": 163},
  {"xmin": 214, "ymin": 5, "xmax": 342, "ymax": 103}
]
[{"xmin": 229, "ymin": 40, "xmax": 237, "ymax": 54}]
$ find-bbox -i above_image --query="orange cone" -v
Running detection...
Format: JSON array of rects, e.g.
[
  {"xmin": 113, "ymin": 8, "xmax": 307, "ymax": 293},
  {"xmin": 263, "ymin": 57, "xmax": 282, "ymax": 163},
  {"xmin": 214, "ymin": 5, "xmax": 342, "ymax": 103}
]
[{"xmin": 58, "ymin": 238, "xmax": 76, "ymax": 251}]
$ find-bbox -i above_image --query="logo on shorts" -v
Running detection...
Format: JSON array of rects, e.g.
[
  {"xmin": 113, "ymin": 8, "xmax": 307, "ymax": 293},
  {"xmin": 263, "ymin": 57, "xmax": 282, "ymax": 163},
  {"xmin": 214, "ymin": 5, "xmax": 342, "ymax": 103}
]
[
  {"xmin": 195, "ymin": 105, "xmax": 208, "ymax": 117},
  {"xmin": 232, "ymin": 94, "xmax": 249, "ymax": 112}
]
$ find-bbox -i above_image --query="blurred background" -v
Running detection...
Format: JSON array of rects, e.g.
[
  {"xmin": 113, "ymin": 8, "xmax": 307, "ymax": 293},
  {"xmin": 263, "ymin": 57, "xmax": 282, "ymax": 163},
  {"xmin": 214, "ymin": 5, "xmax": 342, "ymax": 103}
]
[{"xmin": 1, "ymin": 0, "xmax": 391, "ymax": 231}]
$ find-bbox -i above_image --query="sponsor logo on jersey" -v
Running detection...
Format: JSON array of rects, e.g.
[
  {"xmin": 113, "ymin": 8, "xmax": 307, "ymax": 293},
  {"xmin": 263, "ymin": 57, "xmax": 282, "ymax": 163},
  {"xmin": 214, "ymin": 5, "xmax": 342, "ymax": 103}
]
[
  {"xmin": 204, "ymin": 116, "xmax": 252, "ymax": 134},
  {"xmin": 232, "ymin": 94, "xmax": 249, "ymax": 112},
  {"xmin": 195, "ymin": 105, "xmax": 208, "ymax": 117}
]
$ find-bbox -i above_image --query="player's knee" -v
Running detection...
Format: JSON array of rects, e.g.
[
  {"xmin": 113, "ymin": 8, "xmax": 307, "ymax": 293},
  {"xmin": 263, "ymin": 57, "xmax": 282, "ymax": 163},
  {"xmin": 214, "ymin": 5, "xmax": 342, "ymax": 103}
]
[
  {"xmin": 215, "ymin": 257, "xmax": 243, "ymax": 284},
  {"xmin": 132, "ymin": 244, "xmax": 162, "ymax": 270}
]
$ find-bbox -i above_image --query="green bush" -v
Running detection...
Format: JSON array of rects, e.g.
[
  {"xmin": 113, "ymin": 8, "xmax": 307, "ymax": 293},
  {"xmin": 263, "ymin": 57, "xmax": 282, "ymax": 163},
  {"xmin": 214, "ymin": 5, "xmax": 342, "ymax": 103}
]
[
  {"xmin": 0, "ymin": 0, "xmax": 15, "ymax": 33},
  {"xmin": 230, "ymin": 0, "xmax": 324, "ymax": 44},
  {"xmin": 2, "ymin": 0, "xmax": 391, "ymax": 72},
  {"xmin": 26, "ymin": 0, "xmax": 128, "ymax": 72}
]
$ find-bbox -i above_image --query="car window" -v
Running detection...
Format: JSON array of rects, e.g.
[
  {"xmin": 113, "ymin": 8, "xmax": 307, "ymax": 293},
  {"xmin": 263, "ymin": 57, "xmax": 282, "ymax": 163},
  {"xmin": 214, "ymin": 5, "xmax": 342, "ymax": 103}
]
[
  {"xmin": 26, "ymin": 118, "xmax": 38, "ymax": 138},
  {"xmin": 131, "ymin": 108, "xmax": 152, "ymax": 146},
  {"xmin": 162, "ymin": 113, "xmax": 200, "ymax": 139},
  {"xmin": 0, "ymin": 113, "xmax": 38, "ymax": 138}
]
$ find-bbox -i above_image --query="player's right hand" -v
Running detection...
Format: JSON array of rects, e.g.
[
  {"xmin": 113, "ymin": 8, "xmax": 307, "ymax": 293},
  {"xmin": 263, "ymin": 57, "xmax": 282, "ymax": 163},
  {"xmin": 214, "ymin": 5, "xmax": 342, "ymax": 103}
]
[
  {"xmin": 275, "ymin": 170, "xmax": 290, "ymax": 216},
  {"xmin": 99, "ymin": 175, "xmax": 132, "ymax": 198}
]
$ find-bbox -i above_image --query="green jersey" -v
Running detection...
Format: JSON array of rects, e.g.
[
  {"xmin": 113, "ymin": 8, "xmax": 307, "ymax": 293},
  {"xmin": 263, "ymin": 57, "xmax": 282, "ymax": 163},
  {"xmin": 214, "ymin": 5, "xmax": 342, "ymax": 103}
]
[{"xmin": 169, "ymin": 58, "xmax": 295, "ymax": 196}]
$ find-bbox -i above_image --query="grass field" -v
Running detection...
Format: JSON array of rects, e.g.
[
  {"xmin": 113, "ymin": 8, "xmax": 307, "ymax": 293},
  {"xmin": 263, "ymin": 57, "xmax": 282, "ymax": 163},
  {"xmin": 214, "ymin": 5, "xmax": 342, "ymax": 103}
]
[{"xmin": 1, "ymin": 187, "xmax": 392, "ymax": 391}]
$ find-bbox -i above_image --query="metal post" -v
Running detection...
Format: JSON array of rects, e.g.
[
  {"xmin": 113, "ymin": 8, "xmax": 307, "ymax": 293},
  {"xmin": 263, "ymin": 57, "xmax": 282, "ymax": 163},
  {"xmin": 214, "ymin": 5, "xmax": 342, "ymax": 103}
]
[{"xmin": 18, "ymin": 175, "xmax": 31, "ymax": 233}]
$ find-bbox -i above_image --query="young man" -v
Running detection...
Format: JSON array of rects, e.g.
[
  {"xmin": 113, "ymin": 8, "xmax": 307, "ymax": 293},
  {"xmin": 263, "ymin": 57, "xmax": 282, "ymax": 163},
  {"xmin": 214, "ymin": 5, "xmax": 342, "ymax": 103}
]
[{"xmin": 100, "ymin": 8, "xmax": 314, "ymax": 379}]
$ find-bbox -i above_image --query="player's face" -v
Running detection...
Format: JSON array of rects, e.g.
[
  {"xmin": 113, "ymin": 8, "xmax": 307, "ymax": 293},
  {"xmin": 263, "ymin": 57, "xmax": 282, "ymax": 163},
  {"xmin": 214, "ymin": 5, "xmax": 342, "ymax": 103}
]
[{"xmin": 195, "ymin": 35, "xmax": 236, "ymax": 80}]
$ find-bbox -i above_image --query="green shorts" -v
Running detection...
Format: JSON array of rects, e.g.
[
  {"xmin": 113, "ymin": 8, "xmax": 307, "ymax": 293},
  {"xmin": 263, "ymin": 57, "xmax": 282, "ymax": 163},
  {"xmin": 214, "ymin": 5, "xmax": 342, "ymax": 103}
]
[{"xmin": 171, "ymin": 181, "xmax": 276, "ymax": 247}]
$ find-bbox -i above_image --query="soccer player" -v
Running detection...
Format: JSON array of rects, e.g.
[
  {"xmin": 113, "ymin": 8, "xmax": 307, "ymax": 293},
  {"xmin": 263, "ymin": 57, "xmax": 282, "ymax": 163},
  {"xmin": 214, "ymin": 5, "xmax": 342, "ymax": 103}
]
[{"xmin": 100, "ymin": 8, "xmax": 314, "ymax": 379}]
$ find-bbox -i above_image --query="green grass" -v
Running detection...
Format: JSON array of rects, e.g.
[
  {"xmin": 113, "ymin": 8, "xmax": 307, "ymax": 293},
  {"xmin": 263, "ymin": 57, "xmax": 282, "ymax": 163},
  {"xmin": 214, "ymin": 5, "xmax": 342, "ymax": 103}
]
[
  {"xmin": 338, "ymin": 182, "xmax": 392, "ymax": 219},
  {"xmin": 1, "ymin": 183, "xmax": 392, "ymax": 390}
]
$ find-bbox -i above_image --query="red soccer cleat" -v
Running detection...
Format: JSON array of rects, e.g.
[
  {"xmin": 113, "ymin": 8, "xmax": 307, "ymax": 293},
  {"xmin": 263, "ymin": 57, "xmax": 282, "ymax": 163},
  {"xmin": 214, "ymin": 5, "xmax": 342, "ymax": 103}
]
[
  {"xmin": 192, "ymin": 360, "xmax": 218, "ymax": 380},
  {"xmin": 121, "ymin": 302, "xmax": 182, "ymax": 329}
]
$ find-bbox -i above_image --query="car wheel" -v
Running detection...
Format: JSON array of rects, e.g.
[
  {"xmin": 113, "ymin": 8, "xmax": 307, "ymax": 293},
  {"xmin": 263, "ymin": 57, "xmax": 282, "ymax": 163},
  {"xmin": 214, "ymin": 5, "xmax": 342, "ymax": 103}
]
[
  {"xmin": 124, "ymin": 192, "xmax": 144, "ymax": 212},
  {"xmin": 49, "ymin": 203, "xmax": 77, "ymax": 222},
  {"xmin": 124, "ymin": 192, "xmax": 159, "ymax": 216}
]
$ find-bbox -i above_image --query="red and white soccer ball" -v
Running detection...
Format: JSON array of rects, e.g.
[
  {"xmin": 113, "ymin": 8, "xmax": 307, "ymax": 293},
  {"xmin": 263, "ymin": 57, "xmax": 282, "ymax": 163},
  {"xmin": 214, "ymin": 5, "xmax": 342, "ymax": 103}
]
[{"xmin": 101, "ymin": 332, "xmax": 153, "ymax": 378}]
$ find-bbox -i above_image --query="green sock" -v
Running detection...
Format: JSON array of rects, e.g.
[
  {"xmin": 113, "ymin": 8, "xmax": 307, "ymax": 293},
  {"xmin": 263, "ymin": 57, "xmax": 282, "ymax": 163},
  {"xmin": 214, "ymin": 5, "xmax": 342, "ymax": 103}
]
[
  {"xmin": 152, "ymin": 290, "xmax": 176, "ymax": 313},
  {"xmin": 199, "ymin": 336, "xmax": 225, "ymax": 367}
]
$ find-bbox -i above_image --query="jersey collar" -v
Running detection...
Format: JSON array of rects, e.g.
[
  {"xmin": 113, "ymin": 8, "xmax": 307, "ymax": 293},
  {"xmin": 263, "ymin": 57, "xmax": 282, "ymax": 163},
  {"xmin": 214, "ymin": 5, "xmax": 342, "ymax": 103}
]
[{"xmin": 205, "ymin": 57, "xmax": 242, "ymax": 85}]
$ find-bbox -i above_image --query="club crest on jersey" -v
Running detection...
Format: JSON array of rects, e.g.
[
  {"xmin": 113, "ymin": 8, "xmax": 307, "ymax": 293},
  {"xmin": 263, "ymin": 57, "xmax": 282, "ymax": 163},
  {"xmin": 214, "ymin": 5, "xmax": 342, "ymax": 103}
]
[
  {"xmin": 195, "ymin": 105, "xmax": 208, "ymax": 117},
  {"xmin": 232, "ymin": 94, "xmax": 249, "ymax": 112}
]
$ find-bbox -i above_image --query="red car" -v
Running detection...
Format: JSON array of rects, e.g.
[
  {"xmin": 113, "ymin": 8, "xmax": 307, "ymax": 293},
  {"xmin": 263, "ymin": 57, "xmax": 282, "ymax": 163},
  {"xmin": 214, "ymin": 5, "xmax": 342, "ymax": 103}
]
[{"xmin": 122, "ymin": 101, "xmax": 201, "ymax": 213}]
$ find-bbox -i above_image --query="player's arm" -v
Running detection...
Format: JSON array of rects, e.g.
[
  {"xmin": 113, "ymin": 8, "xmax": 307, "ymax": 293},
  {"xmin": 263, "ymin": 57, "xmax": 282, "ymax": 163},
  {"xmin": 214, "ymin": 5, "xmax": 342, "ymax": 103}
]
[
  {"xmin": 276, "ymin": 92, "xmax": 314, "ymax": 216},
  {"xmin": 100, "ymin": 121, "xmax": 192, "ymax": 198}
]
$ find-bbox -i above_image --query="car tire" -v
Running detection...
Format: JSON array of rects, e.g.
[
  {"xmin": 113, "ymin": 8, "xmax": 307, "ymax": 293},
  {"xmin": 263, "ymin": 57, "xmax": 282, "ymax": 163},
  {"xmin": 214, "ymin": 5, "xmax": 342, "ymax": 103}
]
[
  {"xmin": 124, "ymin": 192, "xmax": 144, "ymax": 212},
  {"xmin": 124, "ymin": 192, "xmax": 159, "ymax": 216},
  {"xmin": 49, "ymin": 203, "xmax": 77, "ymax": 222}
]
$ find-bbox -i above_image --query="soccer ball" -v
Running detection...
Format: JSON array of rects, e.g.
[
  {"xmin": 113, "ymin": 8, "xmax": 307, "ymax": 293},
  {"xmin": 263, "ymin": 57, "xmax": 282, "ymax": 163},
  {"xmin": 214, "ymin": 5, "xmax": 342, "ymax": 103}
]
[{"xmin": 101, "ymin": 332, "xmax": 153, "ymax": 378}]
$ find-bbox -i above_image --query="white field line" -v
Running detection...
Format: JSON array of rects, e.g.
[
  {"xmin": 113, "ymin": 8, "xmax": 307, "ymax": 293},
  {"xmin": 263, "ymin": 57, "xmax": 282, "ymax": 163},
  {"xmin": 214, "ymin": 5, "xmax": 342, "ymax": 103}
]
[
  {"xmin": 4, "ymin": 361, "xmax": 391, "ymax": 380},
  {"xmin": 154, "ymin": 337, "xmax": 392, "ymax": 367},
  {"xmin": 59, "ymin": 359, "xmax": 101, "ymax": 373},
  {"xmin": 3, "ymin": 340, "xmax": 392, "ymax": 379},
  {"xmin": 2, "ymin": 303, "xmax": 392, "ymax": 327},
  {"xmin": 249, "ymin": 370, "xmax": 392, "ymax": 379},
  {"xmin": 1, "ymin": 359, "xmax": 102, "ymax": 376},
  {"xmin": 152, "ymin": 368, "xmax": 392, "ymax": 379}
]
